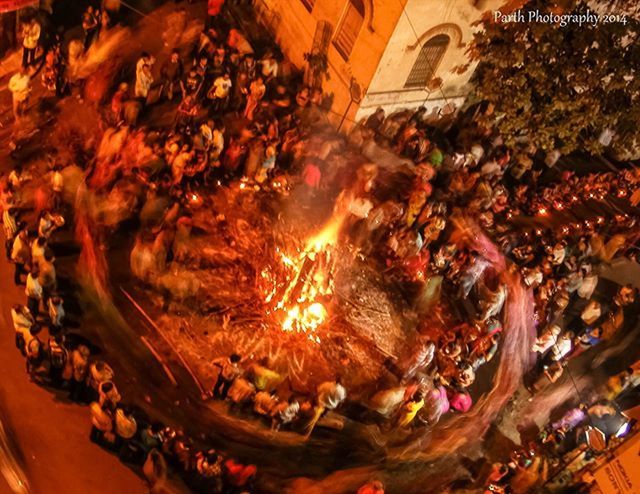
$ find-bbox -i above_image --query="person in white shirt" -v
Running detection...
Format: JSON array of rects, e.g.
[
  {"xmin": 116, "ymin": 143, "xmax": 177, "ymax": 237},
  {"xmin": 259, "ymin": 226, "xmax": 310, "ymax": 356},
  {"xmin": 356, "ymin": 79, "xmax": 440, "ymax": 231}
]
[
  {"xmin": 551, "ymin": 332, "xmax": 574, "ymax": 362},
  {"xmin": 532, "ymin": 325, "xmax": 561, "ymax": 354},
  {"xmin": 11, "ymin": 229, "xmax": 30, "ymax": 285},
  {"xmin": 25, "ymin": 267, "xmax": 43, "ymax": 316},
  {"xmin": 9, "ymin": 68, "xmax": 31, "ymax": 121},
  {"xmin": 208, "ymin": 72, "xmax": 232, "ymax": 113},
  {"xmin": 306, "ymin": 378, "xmax": 347, "ymax": 438},
  {"xmin": 21, "ymin": 18, "xmax": 40, "ymax": 67},
  {"xmin": 581, "ymin": 300, "xmax": 601, "ymax": 325},
  {"xmin": 135, "ymin": 52, "xmax": 155, "ymax": 101},
  {"xmin": 578, "ymin": 268, "xmax": 598, "ymax": 300},
  {"xmin": 38, "ymin": 210, "xmax": 56, "ymax": 239},
  {"xmin": 2, "ymin": 207, "xmax": 18, "ymax": 259},
  {"xmin": 11, "ymin": 304, "xmax": 35, "ymax": 355}
]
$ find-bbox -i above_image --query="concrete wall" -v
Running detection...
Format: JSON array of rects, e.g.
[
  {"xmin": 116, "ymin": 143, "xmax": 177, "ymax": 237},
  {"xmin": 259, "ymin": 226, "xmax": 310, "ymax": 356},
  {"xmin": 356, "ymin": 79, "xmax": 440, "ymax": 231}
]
[
  {"xmin": 255, "ymin": 0, "xmax": 502, "ymax": 127},
  {"xmin": 255, "ymin": 0, "xmax": 404, "ymax": 126},
  {"xmin": 357, "ymin": 0, "xmax": 503, "ymax": 120}
]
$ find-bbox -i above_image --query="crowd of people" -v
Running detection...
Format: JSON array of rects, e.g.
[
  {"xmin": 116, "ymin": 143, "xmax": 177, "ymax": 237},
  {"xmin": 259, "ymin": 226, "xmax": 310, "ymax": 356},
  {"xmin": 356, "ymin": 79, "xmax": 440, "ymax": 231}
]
[
  {"xmin": 2, "ymin": 0, "xmax": 639, "ymax": 491},
  {"xmin": 2, "ymin": 176, "xmax": 258, "ymax": 493},
  {"xmin": 483, "ymin": 359, "xmax": 639, "ymax": 494}
]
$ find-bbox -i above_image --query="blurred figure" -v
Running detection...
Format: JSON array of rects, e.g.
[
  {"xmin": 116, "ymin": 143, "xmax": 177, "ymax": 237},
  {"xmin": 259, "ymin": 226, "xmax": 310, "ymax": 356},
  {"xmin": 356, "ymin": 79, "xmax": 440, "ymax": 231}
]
[
  {"xmin": 82, "ymin": 6, "xmax": 100, "ymax": 49},
  {"xmin": 358, "ymin": 480, "xmax": 385, "ymax": 494},
  {"xmin": 21, "ymin": 17, "xmax": 40, "ymax": 68},
  {"xmin": 8, "ymin": 68, "xmax": 31, "ymax": 122}
]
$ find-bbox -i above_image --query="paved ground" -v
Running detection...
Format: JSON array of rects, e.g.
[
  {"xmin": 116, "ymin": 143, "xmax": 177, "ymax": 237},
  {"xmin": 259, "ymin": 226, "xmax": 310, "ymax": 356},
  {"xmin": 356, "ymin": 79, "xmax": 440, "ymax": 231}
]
[{"xmin": 0, "ymin": 254, "xmax": 148, "ymax": 494}]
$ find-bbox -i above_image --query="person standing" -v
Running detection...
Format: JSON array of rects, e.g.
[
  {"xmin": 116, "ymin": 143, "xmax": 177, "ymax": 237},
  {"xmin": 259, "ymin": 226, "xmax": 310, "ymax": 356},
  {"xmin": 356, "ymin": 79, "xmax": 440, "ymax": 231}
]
[
  {"xmin": 207, "ymin": 72, "xmax": 232, "ymax": 114},
  {"xmin": 48, "ymin": 296, "xmax": 65, "ymax": 334},
  {"xmin": 21, "ymin": 17, "xmax": 41, "ymax": 68},
  {"xmin": 160, "ymin": 50, "xmax": 183, "ymax": 101},
  {"xmin": 11, "ymin": 304, "xmax": 35, "ymax": 356},
  {"xmin": 25, "ymin": 266, "xmax": 43, "ymax": 316},
  {"xmin": 38, "ymin": 251, "xmax": 57, "ymax": 309},
  {"xmin": 211, "ymin": 353, "xmax": 242, "ymax": 399},
  {"xmin": 25, "ymin": 331, "xmax": 43, "ymax": 378},
  {"xmin": 31, "ymin": 236, "xmax": 47, "ymax": 267},
  {"xmin": 38, "ymin": 210, "xmax": 57, "ymax": 239},
  {"xmin": 69, "ymin": 344, "xmax": 90, "ymax": 402},
  {"xmin": 48, "ymin": 334, "xmax": 68, "ymax": 387},
  {"xmin": 305, "ymin": 377, "xmax": 347, "ymax": 438},
  {"xmin": 2, "ymin": 207, "xmax": 18, "ymax": 259},
  {"xmin": 243, "ymin": 76, "xmax": 265, "ymax": 121},
  {"xmin": 397, "ymin": 392, "xmax": 425, "ymax": 428},
  {"xmin": 8, "ymin": 68, "xmax": 31, "ymax": 122},
  {"xmin": 51, "ymin": 165, "xmax": 65, "ymax": 209},
  {"xmin": 82, "ymin": 6, "xmax": 100, "ymax": 49},
  {"xmin": 114, "ymin": 407, "xmax": 137, "ymax": 461},
  {"xmin": 90, "ymin": 401, "xmax": 114, "ymax": 446},
  {"xmin": 135, "ymin": 52, "xmax": 155, "ymax": 102},
  {"xmin": 11, "ymin": 229, "xmax": 30, "ymax": 285}
]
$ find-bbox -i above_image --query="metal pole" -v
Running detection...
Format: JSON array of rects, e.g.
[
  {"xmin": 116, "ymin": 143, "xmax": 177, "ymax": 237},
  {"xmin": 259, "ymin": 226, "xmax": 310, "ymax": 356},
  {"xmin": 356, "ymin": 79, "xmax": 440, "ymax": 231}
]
[{"xmin": 338, "ymin": 99, "xmax": 352, "ymax": 132}]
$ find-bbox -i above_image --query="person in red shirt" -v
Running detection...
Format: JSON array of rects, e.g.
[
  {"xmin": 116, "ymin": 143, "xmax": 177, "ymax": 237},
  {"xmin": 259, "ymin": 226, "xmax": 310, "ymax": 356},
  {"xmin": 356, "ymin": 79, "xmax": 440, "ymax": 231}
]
[
  {"xmin": 302, "ymin": 161, "xmax": 321, "ymax": 189},
  {"xmin": 357, "ymin": 480, "xmax": 385, "ymax": 494},
  {"xmin": 224, "ymin": 458, "xmax": 256, "ymax": 489}
]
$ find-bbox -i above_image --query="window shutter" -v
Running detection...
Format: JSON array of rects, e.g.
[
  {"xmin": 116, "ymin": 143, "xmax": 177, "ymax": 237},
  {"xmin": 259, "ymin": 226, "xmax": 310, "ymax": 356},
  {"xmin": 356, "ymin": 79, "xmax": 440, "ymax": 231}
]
[
  {"xmin": 404, "ymin": 34, "xmax": 450, "ymax": 89},
  {"xmin": 333, "ymin": 0, "xmax": 365, "ymax": 60}
]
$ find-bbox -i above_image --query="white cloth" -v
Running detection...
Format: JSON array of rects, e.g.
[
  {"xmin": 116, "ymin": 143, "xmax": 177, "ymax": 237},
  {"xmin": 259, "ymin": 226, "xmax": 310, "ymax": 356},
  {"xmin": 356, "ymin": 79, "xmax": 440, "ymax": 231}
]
[
  {"xmin": 9, "ymin": 73, "xmax": 31, "ymax": 102},
  {"xmin": 578, "ymin": 274, "xmax": 598, "ymax": 299},
  {"xmin": 581, "ymin": 301, "xmax": 601, "ymax": 324},
  {"xmin": 11, "ymin": 308, "xmax": 33, "ymax": 333},
  {"xmin": 551, "ymin": 336, "xmax": 573, "ymax": 361},
  {"xmin": 317, "ymin": 382, "xmax": 347, "ymax": 410},
  {"xmin": 532, "ymin": 326, "xmax": 559, "ymax": 353}
]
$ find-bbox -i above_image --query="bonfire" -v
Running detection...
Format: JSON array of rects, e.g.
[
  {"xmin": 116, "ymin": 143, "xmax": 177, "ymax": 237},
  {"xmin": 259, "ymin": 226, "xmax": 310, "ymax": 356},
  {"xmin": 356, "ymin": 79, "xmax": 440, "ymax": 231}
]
[{"xmin": 262, "ymin": 210, "xmax": 348, "ymax": 343}]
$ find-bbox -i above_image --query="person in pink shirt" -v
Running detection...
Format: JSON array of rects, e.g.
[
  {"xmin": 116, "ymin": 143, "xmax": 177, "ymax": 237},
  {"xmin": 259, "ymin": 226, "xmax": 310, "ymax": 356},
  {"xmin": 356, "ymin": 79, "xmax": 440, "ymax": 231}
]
[{"xmin": 447, "ymin": 387, "xmax": 472, "ymax": 413}]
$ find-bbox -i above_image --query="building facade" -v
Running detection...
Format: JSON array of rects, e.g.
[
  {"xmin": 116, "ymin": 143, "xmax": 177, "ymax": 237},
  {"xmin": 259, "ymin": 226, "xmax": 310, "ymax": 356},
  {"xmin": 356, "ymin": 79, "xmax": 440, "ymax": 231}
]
[{"xmin": 254, "ymin": 0, "xmax": 502, "ymax": 126}]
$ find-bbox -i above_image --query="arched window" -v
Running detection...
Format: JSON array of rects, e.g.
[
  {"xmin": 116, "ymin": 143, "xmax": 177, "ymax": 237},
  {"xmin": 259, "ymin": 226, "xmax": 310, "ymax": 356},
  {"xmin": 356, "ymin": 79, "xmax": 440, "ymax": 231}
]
[
  {"xmin": 333, "ymin": 0, "xmax": 365, "ymax": 60},
  {"xmin": 404, "ymin": 34, "xmax": 450, "ymax": 89}
]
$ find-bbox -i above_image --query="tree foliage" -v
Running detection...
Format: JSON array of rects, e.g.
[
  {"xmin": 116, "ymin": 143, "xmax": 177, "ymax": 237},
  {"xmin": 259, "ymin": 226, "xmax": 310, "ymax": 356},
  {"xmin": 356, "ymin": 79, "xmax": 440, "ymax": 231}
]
[{"xmin": 468, "ymin": 0, "xmax": 640, "ymax": 156}]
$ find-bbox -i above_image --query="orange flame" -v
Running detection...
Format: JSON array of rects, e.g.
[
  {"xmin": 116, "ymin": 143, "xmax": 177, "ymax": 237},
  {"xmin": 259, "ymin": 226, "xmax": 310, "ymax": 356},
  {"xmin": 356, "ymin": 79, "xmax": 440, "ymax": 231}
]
[{"xmin": 265, "ymin": 211, "xmax": 347, "ymax": 342}]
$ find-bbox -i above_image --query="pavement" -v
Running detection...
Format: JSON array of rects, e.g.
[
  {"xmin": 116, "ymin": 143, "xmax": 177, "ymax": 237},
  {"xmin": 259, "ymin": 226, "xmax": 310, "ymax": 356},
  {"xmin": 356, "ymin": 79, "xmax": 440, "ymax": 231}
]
[{"xmin": 0, "ymin": 251, "xmax": 148, "ymax": 494}]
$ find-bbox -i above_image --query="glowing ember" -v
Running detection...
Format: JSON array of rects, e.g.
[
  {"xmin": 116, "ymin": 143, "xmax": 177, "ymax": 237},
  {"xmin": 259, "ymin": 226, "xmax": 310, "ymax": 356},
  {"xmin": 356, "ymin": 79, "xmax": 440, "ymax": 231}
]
[{"xmin": 262, "ymin": 212, "xmax": 347, "ymax": 343}]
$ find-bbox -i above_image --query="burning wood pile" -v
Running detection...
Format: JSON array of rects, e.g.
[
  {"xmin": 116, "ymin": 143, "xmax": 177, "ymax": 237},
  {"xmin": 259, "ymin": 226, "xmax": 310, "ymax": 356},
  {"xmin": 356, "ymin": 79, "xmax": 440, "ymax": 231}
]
[{"xmin": 261, "ymin": 211, "xmax": 347, "ymax": 343}]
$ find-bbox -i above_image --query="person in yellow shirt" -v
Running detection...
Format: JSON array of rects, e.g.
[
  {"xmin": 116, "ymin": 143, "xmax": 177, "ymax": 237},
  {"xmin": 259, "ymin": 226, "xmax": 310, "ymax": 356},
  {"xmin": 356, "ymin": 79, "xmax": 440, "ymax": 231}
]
[
  {"xmin": 21, "ymin": 17, "xmax": 40, "ymax": 67},
  {"xmin": 248, "ymin": 358, "xmax": 282, "ymax": 392},
  {"xmin": 397, "ymin": 392, "xmax": 425, "ymax": 428}
]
